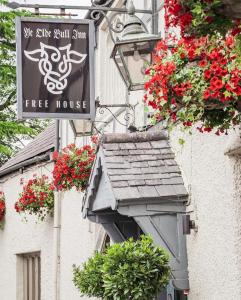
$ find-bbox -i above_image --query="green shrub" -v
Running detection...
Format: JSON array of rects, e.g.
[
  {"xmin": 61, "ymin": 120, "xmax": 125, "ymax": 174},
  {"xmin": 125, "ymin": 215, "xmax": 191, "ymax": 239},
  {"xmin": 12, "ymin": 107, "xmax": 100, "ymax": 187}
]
[
  {"xmin": 73, "ymin": 251, "xmax": 105, "ymax": 298},
  {"xmin": 73, "ymin": 235, "xmax": 171, "ymax": 300}
]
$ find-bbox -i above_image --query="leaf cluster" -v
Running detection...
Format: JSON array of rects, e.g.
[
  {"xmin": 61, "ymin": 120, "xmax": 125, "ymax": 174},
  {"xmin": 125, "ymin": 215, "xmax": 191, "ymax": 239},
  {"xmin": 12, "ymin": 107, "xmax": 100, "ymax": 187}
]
[
  {"xmin": 0, "ymin": 1, "xmax": 48, "ymax": 165},
  {"xmin": 73, "ymin": 235, "xmax": 171, "ymax": 300}
]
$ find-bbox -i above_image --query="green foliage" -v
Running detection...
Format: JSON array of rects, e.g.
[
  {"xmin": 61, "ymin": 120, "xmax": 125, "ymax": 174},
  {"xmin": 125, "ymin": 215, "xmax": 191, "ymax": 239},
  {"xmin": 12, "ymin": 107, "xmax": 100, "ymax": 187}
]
[
  {"xmin": 0, "ymin": 1, "xmax": 48, "ymax": 165},
  {"xmin": 73, "ymin": 236, "xmax": 171, "ymax": 300},
  {"xmin": 73, "ymin": 252, "xmax": 105, "ymax": 298},
  {"xmin": 175, "ymin": 0, "xmax": 234, "ymax": 37}
]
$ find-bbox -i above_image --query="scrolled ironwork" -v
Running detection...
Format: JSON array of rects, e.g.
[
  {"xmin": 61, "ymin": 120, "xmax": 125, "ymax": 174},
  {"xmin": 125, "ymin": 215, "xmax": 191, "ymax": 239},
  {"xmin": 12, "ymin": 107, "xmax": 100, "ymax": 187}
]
[
  {"xmin": 90, "ymin": 9, "xmax": 125, "ymax": 43},
  {"xmin": 91, "ymin": 0, "xmax": 114, "ymax": 7},
  {"xmin": 96, "ymin": 103, "xmax": 135, "ymax": 128},
  {"xmin": 109, "ymin": 13, "xmax": 125, "ymax": 33}
]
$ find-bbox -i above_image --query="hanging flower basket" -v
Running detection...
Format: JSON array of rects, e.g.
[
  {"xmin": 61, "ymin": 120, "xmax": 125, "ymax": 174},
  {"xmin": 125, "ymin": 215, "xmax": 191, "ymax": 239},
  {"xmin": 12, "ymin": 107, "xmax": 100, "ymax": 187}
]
[
  {"xmin": 144, "ymin": 35, "xmax": 241, "ymax": 134},
  {"xmin": 15, "ymin": 175, "xmax": 54, "ymax": 221},
  {"xmin": 0, "ymin": 192, "xmax": 6, "ymax": 229},
  {"xmin": 52, "ymin": 144, "xmax": 96, "ymax": 192},
  {"xmin": 164, "ymin": 0, "xmax": 241, "ymax": 38}
]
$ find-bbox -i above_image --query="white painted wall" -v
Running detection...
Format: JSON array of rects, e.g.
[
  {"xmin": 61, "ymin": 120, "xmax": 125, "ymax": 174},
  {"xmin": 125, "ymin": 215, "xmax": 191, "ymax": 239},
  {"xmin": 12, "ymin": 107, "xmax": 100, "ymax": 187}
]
[
  {"xmin": 0, "ymin": 162, "xmax": 99, "ymax": 300},
  {"xmin": 0, "ymin": 164, "xmax": 54, "ymax": 300},
  {"xmin": 60, "ymin": 189, "xmax": 99, "ymax": 300},
  {"xmin": 170, "ymin": 127, "xmax": 241, "ymax": 300}
]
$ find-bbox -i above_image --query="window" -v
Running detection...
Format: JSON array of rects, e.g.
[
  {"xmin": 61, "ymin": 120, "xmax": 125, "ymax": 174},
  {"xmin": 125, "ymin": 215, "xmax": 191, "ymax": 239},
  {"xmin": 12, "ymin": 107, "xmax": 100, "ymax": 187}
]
[
  {"xmin": 100, "ymin": 233, "xmax": 111, "ymax": 253},
  {"xmin": 17, "ymin": 252, "xmax": 41, "ymax": 300}
]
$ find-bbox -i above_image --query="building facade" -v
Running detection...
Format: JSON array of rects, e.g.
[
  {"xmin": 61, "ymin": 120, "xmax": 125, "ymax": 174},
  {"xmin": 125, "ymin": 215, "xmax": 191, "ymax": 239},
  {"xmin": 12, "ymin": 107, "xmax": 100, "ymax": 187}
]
[{"xmin": 1, "ymin": 0, "xmax": 241, "ymax": 300}]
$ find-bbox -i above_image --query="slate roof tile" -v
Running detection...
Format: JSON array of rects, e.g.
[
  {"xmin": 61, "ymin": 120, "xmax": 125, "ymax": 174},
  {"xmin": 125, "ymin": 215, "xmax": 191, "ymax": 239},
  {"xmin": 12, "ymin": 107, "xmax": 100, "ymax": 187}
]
[
  {"xmin": 137, "ymin": 186, "xmax": 159, "ymax": 198},
  {"xmin": 103, "ymin": 143, "xmax": 119, "ymax": 151},
  {"xmin": 130, "ymin": 161, "xmax": 149, "ymax": 168},
  {"xmin": 112, "ymin": 181, "xmax": 129, "ymax": 188},
  {"xmin": 156, "ymin": 154, "xmax": 175, "ymax": 160},
  {"xmin": 174, "ymin": 185, "xmax": 188, "ymax": 196},
  {"xmin": 129, "ymin": 180, "xmax": 146, "ymax": 186},
  {"xmin": 101, "ymin": 131, "xmax": 188, "ymax": 202},
  {"xmin": 148, "ymin": 160, "xmax": 165, "ymax": 167},
  {"xmin": 162, "ymin": 177, "xmax": 184, "ymax": 185},
  {"xmin": 129, "ymin": 149, "xmax": 146, "ymax": 155},
  {"xmin": 140, "ymin": 167, "xmax": 167, "ymax": 174},
  {"xmin": 145, "ymin": 179, "xmax": 163, "ymax": 186},
  {"xmin": 155, "ymin": 185, "xmax": 178, "ymax": 197},
  {"xmin": 105, "ymin": 156, "xmax": 125, "ymax": 163},
  {"xmin": 104, "ymin": 150, "xmax": 129, "ymax": 156},
  {"xmin": 113, "ymin": 187, "xmax": 140, "ymax": 200},
  {"xmin": 119, "ymin": 143, "xmax": 136, "ymax": 150},
  {"xmin": 106, "ymin": 162, "xmax": 131, "ymax": 169},
  {"xmin": 139, "ymin": 155, "xmax": 161, "ymax": 161},
  {"xmin": 135, "ymin": 142, "xmax": 151, "ymax": 149},
  {"xmin": 108, "ymin": 168, "xmax": 141, "ymax": 176},
  {"xmin": 165, "ymin": 166, "xmax": 181, "ymax": 173},
  {"xmin": 165, "ymin": 159, "xmax": 177, "ymax": 166}
]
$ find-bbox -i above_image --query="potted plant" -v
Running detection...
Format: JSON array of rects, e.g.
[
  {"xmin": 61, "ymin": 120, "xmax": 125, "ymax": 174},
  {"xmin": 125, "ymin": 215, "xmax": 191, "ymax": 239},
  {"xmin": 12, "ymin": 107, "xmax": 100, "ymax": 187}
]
[
  {"xmin": 0, "ymin": 192, "xmax": 6, "ymax": 229},
  {"xmin": 14, "ymin": 175, "xmax": 54, "ymax": 221},
  {"xmin": 144, "ymin": 34, "xmax": 241, "ymax": 135},
  {"xmin": 52, "ymin": 143, "xmax": 96, "ymax": 192},
  {"xmin": 73, "ymin": 235, "xmax": 171, "ymax": 300},
  {"xmin": 164, "ymin": 0, "xmax": 241, "ymax": 38}
]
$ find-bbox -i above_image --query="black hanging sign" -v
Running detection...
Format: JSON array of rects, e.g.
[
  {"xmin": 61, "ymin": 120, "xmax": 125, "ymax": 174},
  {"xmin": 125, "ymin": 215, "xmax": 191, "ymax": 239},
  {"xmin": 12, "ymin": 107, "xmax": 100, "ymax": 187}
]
[{"xmin": 16, "ymin": 18, "xmax": 95, "ymax": 120}]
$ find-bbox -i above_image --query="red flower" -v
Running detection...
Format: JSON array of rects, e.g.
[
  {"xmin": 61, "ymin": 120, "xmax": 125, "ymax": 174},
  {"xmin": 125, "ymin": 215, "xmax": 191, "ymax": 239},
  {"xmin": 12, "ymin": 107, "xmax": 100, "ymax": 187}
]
[
  {"xmin": 0, "ymin": 194, "xmax": 6, "ymax": 223},
  {"xmin": 199, "ymin": 60, "xmax": 208, "ymax": 68},
  {"xmin": 205, "ymin": 16, "xmax": 214, "ymax": 24},
  {"xmin": 203, "ymin": 90, "xmax": 210, "ymax": 100},
  {"xmin": 204, "ymin": 127, "xmax": 212, "ymax": 132},
  {"xmin": 15, "ymin": 175, "xmax": 54, "ymax": 221},
  {"xmin": 204, "ymin": 70, "xmax": 212, "ymax": 80},
  {"xmin": 188, "ymin": 49, "xmax": 196, "ymax": 60},
  {"xmin": 52, "ymin": 144, "xmax": 96, "ymax": 192},
  {"xmin": 210, "ymin": 63, "xmax": 220, "ymax": 73},
  {"xmin": 144, "ymin": 34, "xmax": 241, "ymax": 135},
  {"xmin": 52, "ymin": 151, "xmax": 59, "ymax": 160}
]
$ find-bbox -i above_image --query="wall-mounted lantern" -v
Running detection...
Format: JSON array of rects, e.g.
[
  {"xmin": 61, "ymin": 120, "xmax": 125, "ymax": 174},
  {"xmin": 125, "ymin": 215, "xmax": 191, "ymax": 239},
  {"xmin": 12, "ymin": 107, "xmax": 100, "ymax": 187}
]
[
  {"xmin": 69, "ymin": 120, "xmax": 93, "ymax": 137},
  {"xmin": 111, "ymin": 1, "xmax": 160, "ymax": 91}
]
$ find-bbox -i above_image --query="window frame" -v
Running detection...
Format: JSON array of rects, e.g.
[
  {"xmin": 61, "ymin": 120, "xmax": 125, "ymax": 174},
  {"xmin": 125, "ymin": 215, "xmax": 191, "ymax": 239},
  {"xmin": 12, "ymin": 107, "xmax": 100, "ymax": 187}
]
[{"xmin": 16, "ymin": 251, "xmax": 41, "ymax": 300}]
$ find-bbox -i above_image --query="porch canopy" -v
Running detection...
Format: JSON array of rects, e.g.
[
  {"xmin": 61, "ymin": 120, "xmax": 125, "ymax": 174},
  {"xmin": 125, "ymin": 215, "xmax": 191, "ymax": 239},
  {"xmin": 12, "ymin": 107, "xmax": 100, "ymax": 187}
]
[{"xmin": 83, "ymin": 131, "xmax": 189, "ymax": 290}]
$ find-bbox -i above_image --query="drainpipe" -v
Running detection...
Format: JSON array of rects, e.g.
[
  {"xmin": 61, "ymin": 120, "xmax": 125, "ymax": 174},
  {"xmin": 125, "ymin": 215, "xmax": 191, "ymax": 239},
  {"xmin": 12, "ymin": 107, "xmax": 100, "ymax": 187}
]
[{"xmin": 53, "ymin": 120, "xmax": 61, "ymax": 300}]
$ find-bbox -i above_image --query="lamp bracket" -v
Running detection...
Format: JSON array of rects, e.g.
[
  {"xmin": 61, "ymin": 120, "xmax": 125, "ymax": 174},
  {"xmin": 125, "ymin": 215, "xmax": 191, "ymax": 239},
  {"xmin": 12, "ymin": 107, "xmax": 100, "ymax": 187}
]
[
  {"xmin": 182, "ymin": 215, "xmax": 198, "ymax": 235},
  {"xmin": 95, "ymin": 99, "xmax": 135, "ymax": 128}
]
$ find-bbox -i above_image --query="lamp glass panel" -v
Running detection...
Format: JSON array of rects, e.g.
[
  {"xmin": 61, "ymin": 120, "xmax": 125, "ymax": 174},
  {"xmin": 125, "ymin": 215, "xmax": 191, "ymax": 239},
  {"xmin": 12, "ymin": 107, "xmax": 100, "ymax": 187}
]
[
  {"xmin": 114, "ymin": 54, "xmax": 131, "ymax": 87},
  {"xmin": 72, "ymin": 119, "xmax": 92, "ymax": 135},
  {"xmin": 118, "ymin": 40, "xmax": 156, "ymax": 86}
]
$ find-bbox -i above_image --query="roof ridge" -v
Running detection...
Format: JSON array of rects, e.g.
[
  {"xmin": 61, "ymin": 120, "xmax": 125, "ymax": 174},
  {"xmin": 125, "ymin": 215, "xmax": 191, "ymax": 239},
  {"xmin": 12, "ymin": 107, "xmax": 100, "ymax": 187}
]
[{"xmin": 102, "ymin": 131, "xmax": 168, "ymax": 144}]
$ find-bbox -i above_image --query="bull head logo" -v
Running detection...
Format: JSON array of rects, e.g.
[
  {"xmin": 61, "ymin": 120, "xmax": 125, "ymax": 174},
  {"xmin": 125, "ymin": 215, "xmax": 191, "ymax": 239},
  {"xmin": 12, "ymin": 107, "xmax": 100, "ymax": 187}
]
[{"xmin": 24, "ymin": 42, "xmax": 87, "ymax": 95}]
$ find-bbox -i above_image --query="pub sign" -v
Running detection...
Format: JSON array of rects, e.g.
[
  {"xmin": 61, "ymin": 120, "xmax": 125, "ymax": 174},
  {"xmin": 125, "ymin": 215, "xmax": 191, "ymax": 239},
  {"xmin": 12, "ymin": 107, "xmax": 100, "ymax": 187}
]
[{"xmin": 16, "ymin": 18, "xmax": 95, "ymax": 120}]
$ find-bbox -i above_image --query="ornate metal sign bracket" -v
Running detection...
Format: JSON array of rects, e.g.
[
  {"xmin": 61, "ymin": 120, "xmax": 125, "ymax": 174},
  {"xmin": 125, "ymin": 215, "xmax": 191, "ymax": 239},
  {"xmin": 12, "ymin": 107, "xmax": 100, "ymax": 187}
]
[
  {"xmin": 95, "ymin": 98, "xmax": 135, "ymax": 128},
  {"xmin": 7, "ymin": 1, "xmax": 157, "ymax": 42}
]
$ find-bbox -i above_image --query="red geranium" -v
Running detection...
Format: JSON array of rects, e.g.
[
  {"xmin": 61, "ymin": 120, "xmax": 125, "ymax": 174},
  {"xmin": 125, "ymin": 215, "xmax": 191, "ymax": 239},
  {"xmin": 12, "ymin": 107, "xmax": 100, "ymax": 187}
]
[
  {"xmin": 164, "ymin": 0, "xmax": 239, "ymax": 38},
  {"xmin": 144, "ymin": 34, "xmax": 241, "ymax": 134},
  {"xmin": 15, "ymin": 175, "xmax": 54, "ymax": 221},
  {"xmin": 52, "ymin": 144, "xmax": 96, "ymax": 192},
  {"xmin": 0, "ymin": 192, "xmax": 6, "ymax": 228}
]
